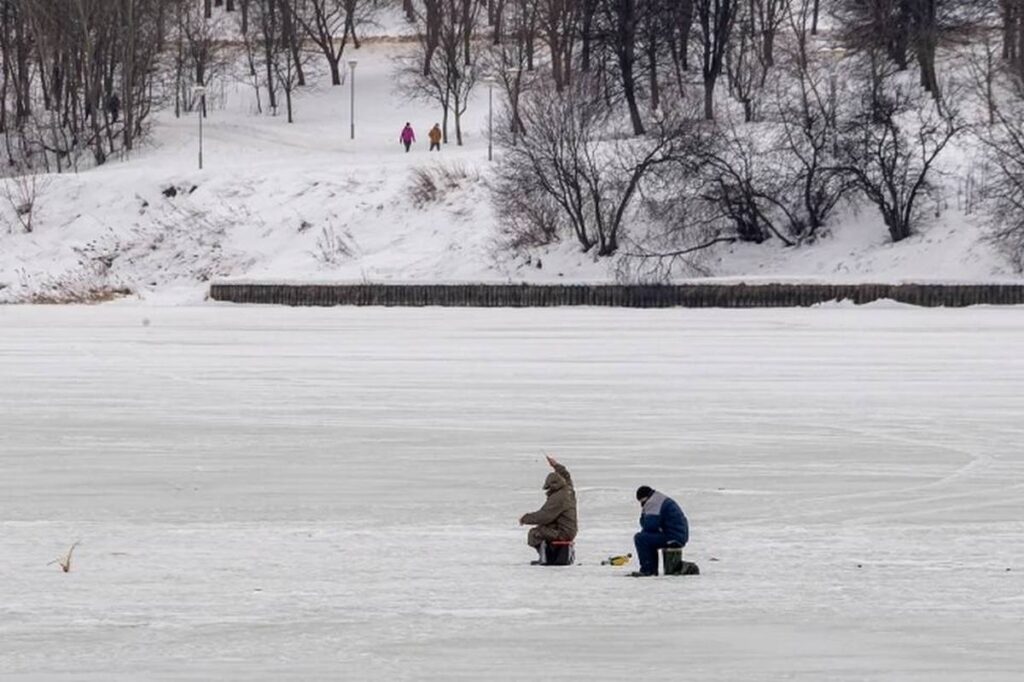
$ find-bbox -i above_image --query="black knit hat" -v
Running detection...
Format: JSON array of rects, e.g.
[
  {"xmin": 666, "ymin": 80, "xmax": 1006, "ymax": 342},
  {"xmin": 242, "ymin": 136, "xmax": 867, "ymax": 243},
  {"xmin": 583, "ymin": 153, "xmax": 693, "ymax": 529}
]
[{"xmin": 636, "ymin": 485, "xmax": 654, "ymax": 501}]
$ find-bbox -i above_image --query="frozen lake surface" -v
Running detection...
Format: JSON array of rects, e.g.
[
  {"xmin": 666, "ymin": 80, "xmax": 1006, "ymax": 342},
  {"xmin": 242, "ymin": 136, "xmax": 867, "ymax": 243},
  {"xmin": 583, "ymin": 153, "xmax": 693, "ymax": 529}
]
[{"xmin": 2, "ymin": 305, "xmax": 1023, "ymax": 680}]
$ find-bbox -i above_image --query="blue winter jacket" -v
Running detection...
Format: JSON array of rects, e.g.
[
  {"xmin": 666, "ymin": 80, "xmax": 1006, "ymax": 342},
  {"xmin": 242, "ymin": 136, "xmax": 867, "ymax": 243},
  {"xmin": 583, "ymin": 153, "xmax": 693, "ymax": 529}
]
[{"xmin": 639, "ymin": 491, "xmax": 689, "ymax": 545}]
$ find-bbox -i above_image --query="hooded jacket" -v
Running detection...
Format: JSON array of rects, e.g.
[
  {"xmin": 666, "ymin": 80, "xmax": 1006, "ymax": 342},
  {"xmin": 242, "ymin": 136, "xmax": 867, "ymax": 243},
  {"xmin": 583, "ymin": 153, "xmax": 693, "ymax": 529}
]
[
  {"xmin": 639, "ymin": 490, "xmax": 688, "ymax": 545},
  {"xmin": 520, "ymin": 463, "xmax": 578, "ymax": 540}
]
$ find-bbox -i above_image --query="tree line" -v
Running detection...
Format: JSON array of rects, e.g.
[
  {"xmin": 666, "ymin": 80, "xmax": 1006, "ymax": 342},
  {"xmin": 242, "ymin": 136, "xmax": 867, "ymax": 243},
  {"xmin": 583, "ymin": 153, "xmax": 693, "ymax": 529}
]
[
  {"xmin": 467, "ymin": 0, "xmax": 1024, "ymax": 272},
  {"xmin": 4, "ymin": 1, "xmax": 1024, "ymax": 270},
  {"xmin": 1, "ymin": 0, "xmax": 167, "ymax": 171},
  {"xmin": 0, "ymin": 0, "xmax": 380, "ymax": 171}
]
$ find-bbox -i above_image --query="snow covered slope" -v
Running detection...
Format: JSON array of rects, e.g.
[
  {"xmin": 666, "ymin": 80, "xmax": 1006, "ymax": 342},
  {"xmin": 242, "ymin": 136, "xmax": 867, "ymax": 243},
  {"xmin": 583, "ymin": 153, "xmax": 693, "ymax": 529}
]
[{"xmin": 0, "ymin": 42, "xmax": 1020, "ymax": 304}]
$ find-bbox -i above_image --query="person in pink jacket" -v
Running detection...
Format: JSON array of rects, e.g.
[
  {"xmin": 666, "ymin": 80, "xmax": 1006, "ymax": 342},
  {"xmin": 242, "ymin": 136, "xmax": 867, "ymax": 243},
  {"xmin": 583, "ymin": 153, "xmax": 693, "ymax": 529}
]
[{"xmin": 400, "ymin": 123, "xmax": 416, "ymax": 152}]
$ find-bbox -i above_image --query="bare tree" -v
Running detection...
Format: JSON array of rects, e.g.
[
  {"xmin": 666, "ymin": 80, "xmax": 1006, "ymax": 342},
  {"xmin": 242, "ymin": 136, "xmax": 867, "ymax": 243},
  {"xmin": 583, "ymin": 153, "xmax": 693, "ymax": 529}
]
[
  {"xmin": 750, "ymin": 0, "xmax": 789, "ymax": 67},
  {"xmin": 726, "ymin": 2, "xmax": 768, "ymax": 121},
  {"xmin": 292, "ymin": 0, "xmax": 350, "ymax": 85},
  {"xmin": 974, "ymin": 65, "xmax": 1024, "ymax": 269},
  {"xmin": 246, "ymin": 0, "xmax": 312, "ymax": 117},
  {"xmin": 772, "ymin": 0, "xmax": 853, "ymax": 239},
  {"xmin": 836, "ymin": 72, "xmax": 966, "ymax": 241},
  {"xmin": 291, "ymin": 0, "xmax": 377, "ymax": 85},
  {"xmin": 696, "ymin": 0, "xmax": 739, "ymax": 119},
  {"xmin": 493, "ymin": 78, "xmax": 706, "ymax": 255},
  {"xmin": 3, "ymin": 0, "xmax": 166, "ymax": 170},
  {"xmin": 962, "ymin": 25, "xmax": 1002, "ymax": 126},
  {"xmin": 834, "ymin": 0, "xmax": 994, "ymax": 101},
  {"xmin": 605, "ymin": 0, "xmax": 645, "ymax": 133},
  {"xmin": 671, "ymin": 0, "xmax": 696, "ymax": 75},
  {"xmin": 270, "ymin": 0, "xmax": 314, "ymax": 121},
  {"xmin": 694, "ymin": 119, "xmax": 799, "ymax": 244},
  {"xmin": 401, "ymin": 0, "xmax": 480, "ymax": 145},
  {"xmin": 483, "ymin": 1, "xmax": 537, "ymax": 139},
  {"xmin": 538, "ymin": 0, "xmax": 577, "ymax": 92},
  {"xmin": 174, "ymin": 0, "xmax": 228, "ymax": 119}
]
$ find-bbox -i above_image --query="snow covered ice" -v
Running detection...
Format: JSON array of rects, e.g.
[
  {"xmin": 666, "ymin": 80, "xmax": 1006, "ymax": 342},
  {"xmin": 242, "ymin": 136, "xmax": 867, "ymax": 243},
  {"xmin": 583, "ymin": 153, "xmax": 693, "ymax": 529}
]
[{"xmin": 2, "ymin": 304, "xmax": 1024, "ymax": 680}]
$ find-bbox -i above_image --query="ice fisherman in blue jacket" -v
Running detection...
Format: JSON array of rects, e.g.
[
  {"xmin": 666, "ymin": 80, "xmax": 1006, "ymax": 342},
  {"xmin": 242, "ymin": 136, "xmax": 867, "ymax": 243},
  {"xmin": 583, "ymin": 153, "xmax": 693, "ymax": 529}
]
[{"xmin": 633, "ymin": 485, "xmax": 689, "ymax": 576}]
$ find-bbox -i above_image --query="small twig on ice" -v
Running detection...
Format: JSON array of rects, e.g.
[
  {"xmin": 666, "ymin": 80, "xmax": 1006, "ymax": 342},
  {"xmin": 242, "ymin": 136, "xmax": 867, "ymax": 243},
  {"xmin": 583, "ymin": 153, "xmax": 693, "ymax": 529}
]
[{"xmin": 47, "ymin": 541, "xmax": 81, "ymax": 573}]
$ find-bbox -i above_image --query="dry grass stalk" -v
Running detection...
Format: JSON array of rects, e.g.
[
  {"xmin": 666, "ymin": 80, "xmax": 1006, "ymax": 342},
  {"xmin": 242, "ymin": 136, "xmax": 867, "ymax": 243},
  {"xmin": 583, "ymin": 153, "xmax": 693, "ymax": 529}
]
[{"xmin": 48, "ymin": 542, "xmax": 81, "ymax": 573}]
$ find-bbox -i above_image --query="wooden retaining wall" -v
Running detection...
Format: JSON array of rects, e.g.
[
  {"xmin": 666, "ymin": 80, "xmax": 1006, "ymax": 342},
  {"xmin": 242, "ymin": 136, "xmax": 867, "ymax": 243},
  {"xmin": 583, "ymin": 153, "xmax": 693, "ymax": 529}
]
[{"xmin": 208, "ymin": 283, "xmax": 1024, "ymax": 308}]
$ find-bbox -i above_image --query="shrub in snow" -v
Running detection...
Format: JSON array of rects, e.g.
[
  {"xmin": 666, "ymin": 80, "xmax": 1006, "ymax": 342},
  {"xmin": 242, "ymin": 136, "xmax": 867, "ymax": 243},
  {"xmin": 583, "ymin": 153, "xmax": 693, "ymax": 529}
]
[
  {"xmin": 492, "ymin": 78, "xmax": 709, "ymax": 257},
  {"xmin": 409, "ymin": 163, "xmax": 479, "ymax": 207},
  {"xmin": 2, "ymin": 171, "xmax": 49, "ymax": 234},
  {"xmin": 692, "ymin": 120, "xmax": 799, "ymax": 245},
  {"xmin": 313, "ymin": 224, "xmax": 356, "ymax": 266},
  {"xmin": 977, "ymin": 81, "xmax": 1024, "ymax": 272},
  {"xmin": 835, "ymin": 68, "xmax": 965, "ymax": 242}
]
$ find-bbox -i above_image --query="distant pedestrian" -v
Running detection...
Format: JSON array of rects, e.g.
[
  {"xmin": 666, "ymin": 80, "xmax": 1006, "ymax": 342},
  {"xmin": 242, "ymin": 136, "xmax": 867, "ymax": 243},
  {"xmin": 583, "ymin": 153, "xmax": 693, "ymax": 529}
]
[
  {"xmin": 428, "ymin": 123, "xmax": 442, "ymax": 151},
  {"xmin": 400, "ymin": 123, "xmax": 416, "ymax": 152},
  {"xmin": 107, "ymin": 93, "xmax": 121, "ymax": 123}
]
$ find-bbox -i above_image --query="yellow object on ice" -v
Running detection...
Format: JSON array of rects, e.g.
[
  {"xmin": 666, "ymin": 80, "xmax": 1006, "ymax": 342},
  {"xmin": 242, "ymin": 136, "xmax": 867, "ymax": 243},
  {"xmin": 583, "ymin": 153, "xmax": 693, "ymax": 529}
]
[{"xmin": 602, "ymin": 553, "xmax": 632, "ymax": 566}]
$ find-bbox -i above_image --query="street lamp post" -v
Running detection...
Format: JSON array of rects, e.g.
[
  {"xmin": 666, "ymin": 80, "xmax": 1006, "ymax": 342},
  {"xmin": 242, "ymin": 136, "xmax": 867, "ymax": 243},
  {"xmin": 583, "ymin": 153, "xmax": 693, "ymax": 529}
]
[
  {"xmin": 487, "ymin": 79, "xmax": 494, "ymax": 162},
  {"xmin": 348, "ymin": 60, "xmax": 358, "ymax": 140},
  {"xmin": 192, "ymin": 85, "xmax": 207, "ymax": 170}
]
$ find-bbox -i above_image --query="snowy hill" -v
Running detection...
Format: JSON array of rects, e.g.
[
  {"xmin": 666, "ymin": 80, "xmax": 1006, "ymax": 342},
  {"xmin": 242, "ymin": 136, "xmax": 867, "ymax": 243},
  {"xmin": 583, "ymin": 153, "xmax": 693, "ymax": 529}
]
[{"xmin": 0, "ymin": 41, "xmax": 1020, "ymax": 305}]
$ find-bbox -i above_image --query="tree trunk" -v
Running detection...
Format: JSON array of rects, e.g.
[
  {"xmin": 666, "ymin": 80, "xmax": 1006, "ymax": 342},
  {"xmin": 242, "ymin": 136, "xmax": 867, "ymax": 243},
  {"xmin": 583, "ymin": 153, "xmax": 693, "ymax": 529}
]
[
  {"xmin": 493, "ymin": 0, "xmax": 505, "ymax": 43},
  {"xmin": 1016, "ymin": 1, "xmax": 1024, "ymax": 80},
  {"xmin": 581, "ymin": 0, "xmax": 597, "ymax": 70},
  {"xmin": 462, "ymin": 0, "xmax": 472, "ymax": 66},
  {"xmin": 648, "ymin": 40, "xmax": 660, "ymax": 111},
  {"xmin": 280, "ymin": 1, "xmax": 305, "ymax": 86},
  {"xmin": 886, "ymin": 210, "xmax": 911, "ymax": 242},
  {"xmin": 679, "ymin": 0, "xmax": 694, "ymax": 71},
  {"xmin": 123, "ymin": 0, "xmax": 136, "ymax": 152},
  {"xmin": 1, "ymin": 2, "xmax": 10, "ymax": 137},
  {"xmin": 1004, "ymin": 0, "xmax": 1018, "ymax": 61},
  {"xmin": 552, "ymin": 47, "xmax": 565, "ymax": 91},
  {"xmin": 424, "ymin": 0, "xmax": 441, "ymax": 75},
  {"xmin": 622, "ymin": 59, "xmax": 645, "ymax": 134},
  {"xmin": 917, "ymin": 41, "xmax": 938, "ymax": 94},
  {"xmin": 616, "ymin": 0, "xmax": 644, "ymax": 134},
  {"xmin": 915, "ymin": 0, "xmax": 939, "ymax": 97}
]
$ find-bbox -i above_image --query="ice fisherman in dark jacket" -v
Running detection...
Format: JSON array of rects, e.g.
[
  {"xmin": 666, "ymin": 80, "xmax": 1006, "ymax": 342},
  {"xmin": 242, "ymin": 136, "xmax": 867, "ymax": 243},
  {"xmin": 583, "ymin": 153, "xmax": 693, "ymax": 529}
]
[
  {"xmin": 633, "ymin": 485, "xmax": 688, "ymax": 576},
  {"xmin": 519, "ymin": 455, "xmax": 578, "ymax": 556}
]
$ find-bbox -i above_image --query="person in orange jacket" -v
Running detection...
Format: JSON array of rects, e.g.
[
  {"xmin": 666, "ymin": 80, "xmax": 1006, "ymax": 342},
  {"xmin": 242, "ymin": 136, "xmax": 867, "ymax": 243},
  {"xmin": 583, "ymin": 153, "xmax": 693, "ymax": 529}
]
[{"xmin": 428, "ymin": 123, "xmax": 442, "ymax": 151}]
